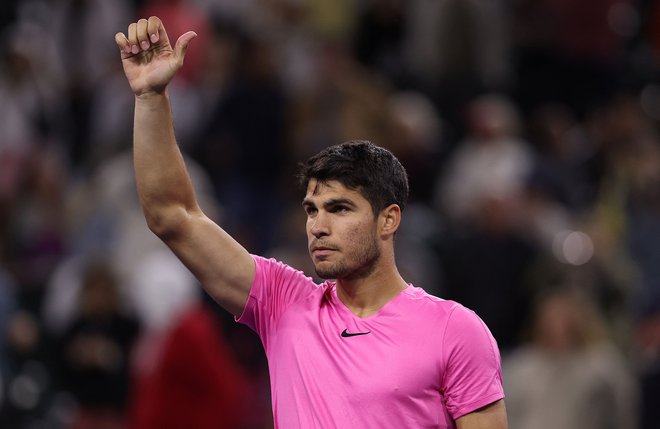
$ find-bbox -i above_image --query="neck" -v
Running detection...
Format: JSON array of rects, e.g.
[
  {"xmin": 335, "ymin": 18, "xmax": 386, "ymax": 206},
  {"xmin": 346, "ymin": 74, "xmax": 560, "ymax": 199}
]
[{"xmin": 335, "ymin": 262, "xmax": 408, "ymax": 318}]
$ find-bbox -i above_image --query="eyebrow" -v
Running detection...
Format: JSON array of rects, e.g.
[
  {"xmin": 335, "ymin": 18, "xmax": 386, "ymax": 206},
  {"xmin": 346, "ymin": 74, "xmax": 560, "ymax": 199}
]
[{"xmin": 301, "ymin": 198, "xmax": 357, "ymax": 210}]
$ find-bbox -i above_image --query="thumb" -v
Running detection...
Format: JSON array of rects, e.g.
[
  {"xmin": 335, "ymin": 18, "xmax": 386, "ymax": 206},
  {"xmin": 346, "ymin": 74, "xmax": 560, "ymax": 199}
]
[{"xmin": 174, "ymin": 31, "xmax": 197, "ymax": 63}]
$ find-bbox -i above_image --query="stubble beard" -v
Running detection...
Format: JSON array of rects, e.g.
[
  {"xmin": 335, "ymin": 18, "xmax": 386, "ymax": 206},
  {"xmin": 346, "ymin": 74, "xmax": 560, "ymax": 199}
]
[{"xmin": 314, "ymin": 234, "xmax": 381, "ymax": 281}]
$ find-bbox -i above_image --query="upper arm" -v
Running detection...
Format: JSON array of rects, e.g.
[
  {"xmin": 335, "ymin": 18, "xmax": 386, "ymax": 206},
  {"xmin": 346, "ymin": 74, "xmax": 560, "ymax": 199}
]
[
  {"xmin": 159, "ymin": 207, "xmax": 255, "ymax": 317},
  {"xmin": 442, "ymin": 305, "xmax": 505, "ymax": 419},
  {"xmin": 456, "ymin": 400, "xmax": 508, "ymax": 429}
]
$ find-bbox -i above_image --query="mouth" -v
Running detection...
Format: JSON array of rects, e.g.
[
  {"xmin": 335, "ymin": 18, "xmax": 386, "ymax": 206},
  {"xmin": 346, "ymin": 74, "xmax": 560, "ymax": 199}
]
[{"xmin": 310, "ymin": 245, "xmax": 337, "ymax": 258}]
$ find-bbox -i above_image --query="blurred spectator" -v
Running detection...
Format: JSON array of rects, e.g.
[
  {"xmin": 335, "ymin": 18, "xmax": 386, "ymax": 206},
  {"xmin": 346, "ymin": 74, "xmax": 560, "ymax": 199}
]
[
  {"xmin": 649, "ymin": 0, "xmax": 660, "ymax": 70},
  {"xmin": 305, "ymin": 0, "xmax": 356, "ymax": 42},
  {"xmin": 511, "ymin": 0, "xmax": 634, "ymax": 115},
  {"xmin": 520, "ymin": 216, "xmax": 637, "ymax": 350},
  {"xmin": 0, "ymin": 23, "xmax": 62, "ymax": 154},
  {"xmin": 436, "ymin": 93, "xmax": 533, "ymax": 224},
  {"xmin": 0, "ymin": 309, "xmax": 56, "ymax": 428},
  {"xmin": 290, "ymin": 38, "xmax": 394, "ymax": 161},
  {"xmin": 239, "ymin": 1, "xmax": 319, "ymax": 97},
  {"xmin": 80, "ymin": 58, "xmax": 136, "ymax": 170},
  {"xmin": 353, "ymin": 0, "xmax": 406, "ymax": 85},
  {"xmin": 48, "ymin": 0, "xmax": 133, "ymax": 168},
  {"xmin": 635, "ymin": 310, "xmax": 660, "ymax": 429},
  {"xmin": 0, "ymin": 1, "xmax": 18, "ymax": 30},
  {"xmin": 524, "ymin": 103, "xmax": 603, "ymax": 211},
  {"xmin": 504, "ymin": 288, "xmax": 639, "ymax": 429},
  {"xmin": 5, "ymin": 148, "xmax": 69, "ymax": 313},
  {"xmin": 193, "ymin": 29, "xmax": 290, "ymax": 254},
  {"xmin": 0, "ymin": 257, "xmax": 18, "ymax": 415},
  {"xmin": 55, "ymin": 259, "xmax": 140, "ymax": 429},
  {"xmin": 403, "ymin": 0, "xmax": 511, "ymax": 127},
  {"xmin": 386, "ymin": 90, "xmax": 446, "ymax": 204},
  {"xmin": 588, "ymin": 94, "xmax": 660, "ymax": 320},
  {"xmin": 128, "ymin": 293, "xmax": 266, "ymax": 429},
  {"xmin": 194, "ymin": 0, "xmax": 256, "ymax": 27}
]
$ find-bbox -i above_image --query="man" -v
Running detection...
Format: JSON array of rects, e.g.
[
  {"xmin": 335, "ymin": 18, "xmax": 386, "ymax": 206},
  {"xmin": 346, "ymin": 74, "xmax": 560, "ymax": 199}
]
[{"xmin": 115, "ymin": 16, "xmax": 507, "ymax": 429}]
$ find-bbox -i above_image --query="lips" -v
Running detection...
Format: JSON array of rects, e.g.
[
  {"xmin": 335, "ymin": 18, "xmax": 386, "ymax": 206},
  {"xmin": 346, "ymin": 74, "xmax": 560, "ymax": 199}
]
[{"xmin": 310, "ymin": 244, "xmax": 337, "ymax": 257}]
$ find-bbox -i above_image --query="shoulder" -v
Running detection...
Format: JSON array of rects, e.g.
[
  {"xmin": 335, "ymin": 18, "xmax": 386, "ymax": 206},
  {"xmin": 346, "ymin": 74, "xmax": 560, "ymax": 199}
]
[
  {"xmin": 399, "ymin": 285, "xmax": 466, "ymax": 320},
  {"xmin": 252, "ymin": 255, "xmax": 318, "ymax": 286},
  {"xmin": 443, "ymin": 301, "xmax": 498, "ymax": 351},
  {"xmin": 405, "ymin": 292, "xmax": 503, "ymax": 368},
  {"xmin": 250, "ymin": 254, "xmax": 327, "ymax": 303},
  {"xmin": 239, "ymin": 255, "xmax": 325, "ymax": 333},
  {"xmin": 398, "ymin": 286, "xmax": 495, "ymax": 338},
  {"xmin": 395, "ymin": 287, "xmax": 490, "ymax": 344}
]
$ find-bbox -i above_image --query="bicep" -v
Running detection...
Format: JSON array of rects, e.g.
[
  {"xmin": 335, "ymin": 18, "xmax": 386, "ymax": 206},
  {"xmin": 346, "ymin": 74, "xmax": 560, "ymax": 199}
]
[
  {"xmin": 162, "ymin": 209, "xmax": 255, "ymax": 316},
  {"xmin": 456, "ymin": 400, "xmax": 508, "ymax": 429}
]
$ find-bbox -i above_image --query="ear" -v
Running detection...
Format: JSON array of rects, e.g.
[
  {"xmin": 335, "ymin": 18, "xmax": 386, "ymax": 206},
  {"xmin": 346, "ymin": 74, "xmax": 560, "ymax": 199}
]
[{"xmin": 378, "ymin": 204, "xmax": 402, "ymax": 238}]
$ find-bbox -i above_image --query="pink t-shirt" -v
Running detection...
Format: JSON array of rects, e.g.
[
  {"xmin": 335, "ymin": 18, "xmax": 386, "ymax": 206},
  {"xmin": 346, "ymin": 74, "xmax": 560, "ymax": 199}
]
[{"xmin": 237, "ymin": 256, "xmax": 504, "ymax": 428}]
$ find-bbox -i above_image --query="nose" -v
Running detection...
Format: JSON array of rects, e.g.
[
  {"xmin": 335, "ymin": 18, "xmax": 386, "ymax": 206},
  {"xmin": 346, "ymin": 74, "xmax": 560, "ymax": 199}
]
[{"xmin": 309, "ymin": 212, "xmax": 329, "ymax": 239}]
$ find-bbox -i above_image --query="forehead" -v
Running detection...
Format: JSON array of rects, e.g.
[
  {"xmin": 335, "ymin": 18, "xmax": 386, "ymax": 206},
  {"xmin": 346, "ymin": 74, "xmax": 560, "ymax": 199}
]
[{"xmin": 304, "ymin": 179, "xmax": 367, "ymax": 204}]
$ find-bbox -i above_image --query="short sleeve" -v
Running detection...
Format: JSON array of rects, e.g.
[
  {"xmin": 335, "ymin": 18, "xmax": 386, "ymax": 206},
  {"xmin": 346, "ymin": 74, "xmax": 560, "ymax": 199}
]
[
  {"xmin": 441, "ymin": 304, "xmax": 505, "ymax": 420},
  {"xmin": 236, "ymin": 255, "xmax": 318, "ymax": 348}
]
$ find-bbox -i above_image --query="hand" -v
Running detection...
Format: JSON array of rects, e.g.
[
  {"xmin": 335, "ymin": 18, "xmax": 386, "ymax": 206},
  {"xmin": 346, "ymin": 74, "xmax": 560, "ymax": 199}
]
[{"xmin": 115, "ymin": 16, "xmax": 196, "ymax": 97}]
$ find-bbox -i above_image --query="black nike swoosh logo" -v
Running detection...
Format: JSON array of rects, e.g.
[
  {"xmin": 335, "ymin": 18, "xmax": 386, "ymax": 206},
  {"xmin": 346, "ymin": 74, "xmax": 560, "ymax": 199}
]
[{"xmin": 341, "ymin": 329, "xmax": 371, "ymax": 338}]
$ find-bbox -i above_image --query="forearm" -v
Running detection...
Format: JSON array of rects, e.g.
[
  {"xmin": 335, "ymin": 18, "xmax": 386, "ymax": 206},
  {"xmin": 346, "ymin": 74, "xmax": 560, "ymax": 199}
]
[{"xmin": 133, "ymin": 91, "xmax": 198, "ymax": 234}]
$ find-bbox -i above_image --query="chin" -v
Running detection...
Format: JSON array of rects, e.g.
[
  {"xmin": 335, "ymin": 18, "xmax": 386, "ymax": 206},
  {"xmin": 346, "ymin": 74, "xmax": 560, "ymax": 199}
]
[
  {"xmin": 313, "ymin": 263, "xmax": 344, "ymax": 280},
  {"xmin": 314, "ymin": 268, "xmax": 336, "ymax": 280}
]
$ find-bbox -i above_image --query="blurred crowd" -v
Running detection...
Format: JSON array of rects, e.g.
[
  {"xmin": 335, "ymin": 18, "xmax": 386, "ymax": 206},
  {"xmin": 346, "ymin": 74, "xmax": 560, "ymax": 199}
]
[{"xmin": 1, "ymin": 0, "xmax": 660, "ymax": 428}]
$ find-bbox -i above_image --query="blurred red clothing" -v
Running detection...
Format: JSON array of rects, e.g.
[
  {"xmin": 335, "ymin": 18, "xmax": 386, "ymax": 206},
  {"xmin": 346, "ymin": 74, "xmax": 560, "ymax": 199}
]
[
  {"xmin": 140, "ymin": 0, "xmax": 211, "ymax": 82},
  {"xmin": 129, "ymin": 303, "xmax": 253, "ymax": 429}
]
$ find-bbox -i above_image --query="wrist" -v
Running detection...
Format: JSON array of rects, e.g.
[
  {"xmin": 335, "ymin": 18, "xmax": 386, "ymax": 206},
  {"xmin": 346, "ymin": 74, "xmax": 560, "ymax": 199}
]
[{"xmin": 135, "ymin": 90, "xmax": 169, "ymax": 104}]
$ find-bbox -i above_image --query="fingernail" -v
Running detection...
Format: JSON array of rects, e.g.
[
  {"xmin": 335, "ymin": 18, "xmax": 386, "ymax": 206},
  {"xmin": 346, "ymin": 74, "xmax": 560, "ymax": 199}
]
[
  {"xmin": 150, "ymin": 33, "xmax": 158, "ymax": 43},
  {"xmin": 131, "ymin": 44, "xmax": 139, "ymax": 54},
  {"xmin": 140, "ymin": 41, "xmax": 149, "ymax": 50},
  {"xmin": 123, "ymin": 45, "xmax": 131, "ymax": 54}
]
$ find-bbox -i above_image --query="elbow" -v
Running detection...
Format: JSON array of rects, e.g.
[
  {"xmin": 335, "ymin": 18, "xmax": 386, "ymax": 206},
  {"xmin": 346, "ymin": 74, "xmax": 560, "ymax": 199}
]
[{"xmin": 143, "ymin": 205, "xmax": 192, "ymax": 240}]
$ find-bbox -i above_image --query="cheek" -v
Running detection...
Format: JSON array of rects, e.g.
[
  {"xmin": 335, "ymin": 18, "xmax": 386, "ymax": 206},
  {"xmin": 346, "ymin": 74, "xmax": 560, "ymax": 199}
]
[{"xmin": 343, "ymin": 221, "xmax": 376, "ymax": 247}]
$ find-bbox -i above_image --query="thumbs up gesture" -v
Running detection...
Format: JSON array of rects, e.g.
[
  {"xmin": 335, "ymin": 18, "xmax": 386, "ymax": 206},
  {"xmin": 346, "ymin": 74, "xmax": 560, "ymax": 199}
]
[{"xmin": 115, "ymin": 16, "xmax": 196, "ymax": 97}]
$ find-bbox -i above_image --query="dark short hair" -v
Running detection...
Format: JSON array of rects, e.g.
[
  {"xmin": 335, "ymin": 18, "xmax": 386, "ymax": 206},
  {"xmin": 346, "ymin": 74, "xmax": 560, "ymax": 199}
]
[{"xmin": 297, "ymin": 140, "xmax": 409, "ymax": 216}]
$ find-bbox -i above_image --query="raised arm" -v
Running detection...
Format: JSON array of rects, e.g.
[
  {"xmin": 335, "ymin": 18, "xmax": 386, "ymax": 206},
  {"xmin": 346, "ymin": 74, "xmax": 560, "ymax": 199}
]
[{"xmin": 115, "ymin": 17, "xmax": 254, "ymax": 316}]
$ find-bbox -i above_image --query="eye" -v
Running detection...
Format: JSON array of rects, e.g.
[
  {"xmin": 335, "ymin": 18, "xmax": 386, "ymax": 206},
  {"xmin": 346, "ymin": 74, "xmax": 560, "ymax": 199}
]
[
  {"xmin": 304, "ymin": 206, "xmax": 317, "ymax": 216},
  {"xmin": 331, "ymin": 205, "xmax": 350, "ymax": 214}
]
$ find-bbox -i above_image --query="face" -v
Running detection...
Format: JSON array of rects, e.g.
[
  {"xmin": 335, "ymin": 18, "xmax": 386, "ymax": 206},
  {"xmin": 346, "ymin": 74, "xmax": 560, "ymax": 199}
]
[
  {"xmin": 535, "ymin": 294, "xmax": 578, "ymax": 351},
  {"xmin": 303, "ymin": 179, "xmax": 381, "ymax": 280}
]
